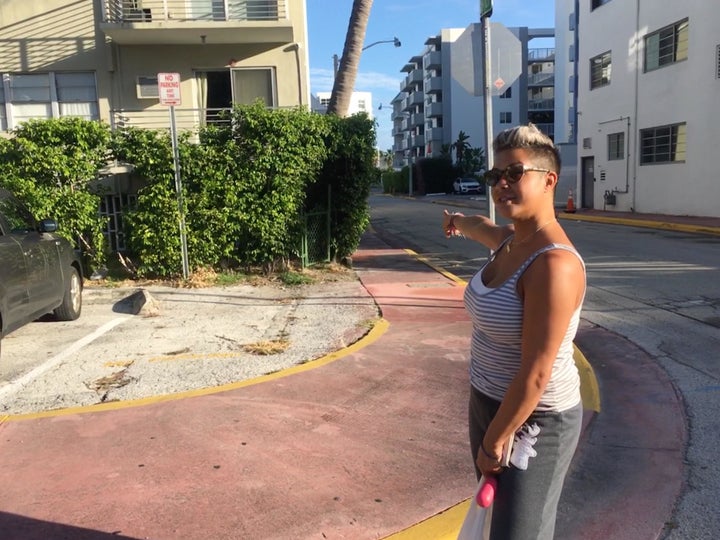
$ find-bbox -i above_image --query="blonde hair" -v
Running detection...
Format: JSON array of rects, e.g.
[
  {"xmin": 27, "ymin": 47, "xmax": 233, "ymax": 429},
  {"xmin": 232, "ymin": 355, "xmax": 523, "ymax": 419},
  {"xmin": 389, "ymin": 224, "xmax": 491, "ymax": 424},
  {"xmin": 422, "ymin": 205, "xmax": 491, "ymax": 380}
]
[{"xmin": 493, "ymin": 123, "xmax": 561, "ymax": 173}]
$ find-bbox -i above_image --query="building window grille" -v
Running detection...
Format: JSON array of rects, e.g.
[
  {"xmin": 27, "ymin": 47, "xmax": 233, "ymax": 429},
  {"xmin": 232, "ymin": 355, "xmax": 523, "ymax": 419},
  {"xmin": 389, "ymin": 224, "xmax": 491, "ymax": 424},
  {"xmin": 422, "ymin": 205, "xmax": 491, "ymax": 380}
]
[
  {"xmin": 590, "ymin": 51, "xmax": 612, "ymax": 89},
  {"xmin": 608, "ymin": 132, "xmax": 624, "ymax": 160},
  {"xmin": 640, "ymin": 123, "xmax": 687, "ymax": 164},
  {"xmin": 644, "ymin": 19, "xmax": 689, "ymax": 72}
]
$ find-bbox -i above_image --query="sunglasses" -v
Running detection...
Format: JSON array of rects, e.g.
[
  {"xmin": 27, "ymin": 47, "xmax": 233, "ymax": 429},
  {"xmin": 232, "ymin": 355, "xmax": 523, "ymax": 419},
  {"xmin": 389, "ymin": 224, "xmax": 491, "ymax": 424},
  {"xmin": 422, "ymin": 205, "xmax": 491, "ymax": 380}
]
[{"xmin": 484, "ymin": 163, "xmax": 551, "ymax": 187}]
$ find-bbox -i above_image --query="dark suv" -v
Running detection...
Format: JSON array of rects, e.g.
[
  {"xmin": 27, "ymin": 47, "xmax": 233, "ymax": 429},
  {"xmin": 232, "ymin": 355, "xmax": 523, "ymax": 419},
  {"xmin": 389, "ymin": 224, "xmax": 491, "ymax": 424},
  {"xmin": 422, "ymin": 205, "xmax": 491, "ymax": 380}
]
[{"xmin": 0, "ymin": 190, "xmax": 83, "ymax": 355}]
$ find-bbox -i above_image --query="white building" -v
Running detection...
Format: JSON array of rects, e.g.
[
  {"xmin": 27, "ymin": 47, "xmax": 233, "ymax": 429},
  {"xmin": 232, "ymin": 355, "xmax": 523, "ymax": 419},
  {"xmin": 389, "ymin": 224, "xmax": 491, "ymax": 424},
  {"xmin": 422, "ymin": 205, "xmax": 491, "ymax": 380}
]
[
  {"xmin": 568, "ymin": 0, "xmax": 719, "ymax": 217},
  {"xmin": 392, "ymin": 24, "xmax": 555, "ymax": 170},
  {"xmin": 311, "ymin": 91, "xmax": 373, "ymax": 118}
]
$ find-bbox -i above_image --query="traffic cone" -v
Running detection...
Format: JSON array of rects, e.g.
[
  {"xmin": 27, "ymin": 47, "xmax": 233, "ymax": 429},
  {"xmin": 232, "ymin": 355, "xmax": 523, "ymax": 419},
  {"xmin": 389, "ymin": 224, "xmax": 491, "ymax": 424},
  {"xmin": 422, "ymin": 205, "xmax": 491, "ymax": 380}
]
[{"xmin": 566, "ymin": 189, "xmax": 576, "ymax": 213}]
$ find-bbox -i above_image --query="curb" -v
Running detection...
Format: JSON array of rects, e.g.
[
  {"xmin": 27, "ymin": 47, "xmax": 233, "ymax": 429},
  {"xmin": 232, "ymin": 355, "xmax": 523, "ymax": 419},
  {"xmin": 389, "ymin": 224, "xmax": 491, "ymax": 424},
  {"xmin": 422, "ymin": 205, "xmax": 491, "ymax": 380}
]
[{"xmin": 556, "ymin": 211, "xmax": 720, "ymax": 236}]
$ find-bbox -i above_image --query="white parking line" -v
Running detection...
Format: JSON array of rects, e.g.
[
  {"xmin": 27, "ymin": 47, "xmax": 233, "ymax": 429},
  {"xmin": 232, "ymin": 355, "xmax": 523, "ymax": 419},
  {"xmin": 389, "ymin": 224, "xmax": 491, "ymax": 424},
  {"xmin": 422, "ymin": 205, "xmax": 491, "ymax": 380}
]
[{"xmin": 0, "ymin": 317, "xmax": 129, "ymax": 401}]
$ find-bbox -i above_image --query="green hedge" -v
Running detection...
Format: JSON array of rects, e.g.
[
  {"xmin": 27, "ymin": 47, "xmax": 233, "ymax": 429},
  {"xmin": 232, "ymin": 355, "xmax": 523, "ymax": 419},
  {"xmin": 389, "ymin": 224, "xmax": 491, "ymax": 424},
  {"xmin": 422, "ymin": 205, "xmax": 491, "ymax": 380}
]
[{"xmin": 0, "ymin": 106, "xmax": 377, "ymax": 278}]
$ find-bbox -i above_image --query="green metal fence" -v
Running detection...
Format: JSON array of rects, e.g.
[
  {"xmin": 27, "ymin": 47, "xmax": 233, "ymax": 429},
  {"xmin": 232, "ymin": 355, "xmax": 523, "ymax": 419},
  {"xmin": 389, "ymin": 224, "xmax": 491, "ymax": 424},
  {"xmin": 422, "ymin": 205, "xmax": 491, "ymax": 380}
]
[{"xmin": 300, "ymin": 208, "xmax": 331, "ymax": 268}]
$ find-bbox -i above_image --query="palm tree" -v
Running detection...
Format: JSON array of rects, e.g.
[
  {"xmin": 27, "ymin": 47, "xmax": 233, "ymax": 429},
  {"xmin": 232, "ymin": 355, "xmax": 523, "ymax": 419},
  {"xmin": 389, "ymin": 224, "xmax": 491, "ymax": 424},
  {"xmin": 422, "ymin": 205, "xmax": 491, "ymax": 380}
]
[
  {"xmin": 326, "ymin": 0, "xmax": 373, "ymax": 117},
  {"xmin": 451, "ymin": 130, "xmax": 471, "ymax": 163}
]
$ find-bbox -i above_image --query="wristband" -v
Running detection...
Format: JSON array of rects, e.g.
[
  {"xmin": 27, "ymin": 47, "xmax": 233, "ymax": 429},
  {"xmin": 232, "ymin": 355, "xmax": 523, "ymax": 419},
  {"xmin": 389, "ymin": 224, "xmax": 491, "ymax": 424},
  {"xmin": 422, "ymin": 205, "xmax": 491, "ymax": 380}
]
[
  {"xmin": 447, "ymin": 213, "xmax": 464, "ymax": 237},
  {"xmin": 480, "ymin": 443, "xmax": 501, "ymax": 462}
]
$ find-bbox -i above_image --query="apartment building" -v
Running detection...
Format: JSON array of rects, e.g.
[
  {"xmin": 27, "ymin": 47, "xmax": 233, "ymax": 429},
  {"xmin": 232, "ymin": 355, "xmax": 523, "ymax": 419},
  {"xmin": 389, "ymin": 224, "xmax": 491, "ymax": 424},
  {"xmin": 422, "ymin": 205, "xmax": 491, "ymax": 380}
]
[
  {"xmin": 0, "ymin": 0, "xmax": 311, "ymax": 250},
  {"xmin": 0, "ymin": 0, "xmax": 311, "ymax": 134},
  {"xmin": 391, "ymin": 23, "xmax": 555, "ymax": 170},
  {"xmin": 566, "ymin": 0, "xmax": 719, "ymax": 216},
  {"xmin": 311, "ymin": 91, "xmax": 374, "ymax": 117}
]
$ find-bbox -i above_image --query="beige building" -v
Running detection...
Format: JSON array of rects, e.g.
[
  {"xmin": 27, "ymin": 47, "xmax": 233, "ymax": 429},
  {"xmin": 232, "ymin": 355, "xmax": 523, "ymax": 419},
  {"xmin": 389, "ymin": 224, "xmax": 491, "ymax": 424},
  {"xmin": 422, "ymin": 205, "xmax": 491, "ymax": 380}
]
[
  {"xmin": 0, "ymin": 0, "xmax": 311, "ymax": 250},
  {"xmin": 0, "ymin": 0, "xmax": 311, "ymax": 133}
]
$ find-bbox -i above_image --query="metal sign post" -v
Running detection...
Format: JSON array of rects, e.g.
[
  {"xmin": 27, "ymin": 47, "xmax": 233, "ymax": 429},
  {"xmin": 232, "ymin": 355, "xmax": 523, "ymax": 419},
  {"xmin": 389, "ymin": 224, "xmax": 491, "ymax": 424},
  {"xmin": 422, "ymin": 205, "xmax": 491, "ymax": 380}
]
[
  {"xmin": 158, "ymin": 72, "xmax": 189, "ymax": 280},
  {"xmin": 481, "ymin": 12, "xmax": 495, "ymax": 227}
]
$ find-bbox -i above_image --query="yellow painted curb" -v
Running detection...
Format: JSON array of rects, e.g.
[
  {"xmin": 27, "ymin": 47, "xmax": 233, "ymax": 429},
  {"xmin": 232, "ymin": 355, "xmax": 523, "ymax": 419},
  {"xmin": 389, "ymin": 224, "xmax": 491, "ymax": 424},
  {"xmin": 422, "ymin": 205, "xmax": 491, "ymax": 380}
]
[
  {"xmin": 382, "ymin": 500, "xmax": 470, "ymax": 539},
  {"xmin": 2, "ymin": 318, "xmax": 390, "ymax": 423},
  {"xmin": 558, "ymin": 212, "xmax": 720, "ymax": 236}
]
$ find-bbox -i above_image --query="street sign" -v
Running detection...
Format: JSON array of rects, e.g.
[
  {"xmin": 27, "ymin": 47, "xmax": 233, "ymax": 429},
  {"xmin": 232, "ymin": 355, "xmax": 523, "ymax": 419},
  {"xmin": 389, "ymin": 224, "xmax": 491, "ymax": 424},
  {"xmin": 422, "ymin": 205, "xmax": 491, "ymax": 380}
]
[
  {"xmin": 481, "ymin": 0, "xmax": 493, "ymax": 18},
  {"xmin": 158, "ymin": 72, "xmax": 181, "ymax": 106},
  {"xmin": 494, "ymin": 77, "xmax": 505, "ymax": 90}
]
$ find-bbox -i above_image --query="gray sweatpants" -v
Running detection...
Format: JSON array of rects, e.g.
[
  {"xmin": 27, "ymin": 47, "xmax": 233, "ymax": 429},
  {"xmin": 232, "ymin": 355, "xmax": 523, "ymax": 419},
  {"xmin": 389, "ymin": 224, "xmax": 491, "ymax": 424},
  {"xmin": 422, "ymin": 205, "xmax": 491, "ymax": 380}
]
[{"xmin": 469, "ymin": 386, "xmax": 582, "ymax": 540}]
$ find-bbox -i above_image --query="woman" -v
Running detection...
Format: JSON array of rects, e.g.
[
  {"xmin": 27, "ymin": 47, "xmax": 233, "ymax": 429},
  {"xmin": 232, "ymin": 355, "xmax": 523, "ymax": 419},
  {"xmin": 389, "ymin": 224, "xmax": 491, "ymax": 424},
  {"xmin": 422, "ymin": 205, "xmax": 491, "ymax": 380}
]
[{"xmin": 443, "ymin": 124, "xmax": 585, "ymax": 539}]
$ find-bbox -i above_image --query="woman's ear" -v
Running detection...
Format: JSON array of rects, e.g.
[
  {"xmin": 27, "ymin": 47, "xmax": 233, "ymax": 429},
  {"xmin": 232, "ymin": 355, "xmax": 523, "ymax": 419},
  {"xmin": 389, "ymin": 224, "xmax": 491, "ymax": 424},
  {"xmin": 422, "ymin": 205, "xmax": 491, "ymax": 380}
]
[{"xmin": 546, "ymin": 171, "xmax": 558, "ymax": 191}]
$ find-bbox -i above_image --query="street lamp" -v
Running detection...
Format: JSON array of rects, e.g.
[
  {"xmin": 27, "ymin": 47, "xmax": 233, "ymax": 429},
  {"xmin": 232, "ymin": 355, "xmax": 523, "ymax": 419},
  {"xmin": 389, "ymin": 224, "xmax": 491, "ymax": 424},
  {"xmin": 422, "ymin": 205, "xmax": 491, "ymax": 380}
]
[{"xmin": 333, "ymin": 37, "xmax": 401, "ymax": 78}]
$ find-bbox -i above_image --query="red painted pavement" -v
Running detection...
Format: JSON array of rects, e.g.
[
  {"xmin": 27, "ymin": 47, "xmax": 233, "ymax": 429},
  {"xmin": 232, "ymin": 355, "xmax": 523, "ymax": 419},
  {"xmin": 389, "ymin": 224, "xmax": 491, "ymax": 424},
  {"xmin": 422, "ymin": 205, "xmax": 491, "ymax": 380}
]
[{"xmin": 0, "ymin": 231, "xmax": 686, "ymax": 540}]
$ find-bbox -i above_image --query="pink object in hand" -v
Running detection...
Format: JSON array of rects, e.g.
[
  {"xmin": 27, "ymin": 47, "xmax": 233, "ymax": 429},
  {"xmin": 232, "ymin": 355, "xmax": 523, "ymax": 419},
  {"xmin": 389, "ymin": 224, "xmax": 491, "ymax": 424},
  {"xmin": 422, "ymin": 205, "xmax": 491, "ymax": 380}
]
[{"xmin": 476, "ymin": 476, "xmax": 497, "ymax": 508}]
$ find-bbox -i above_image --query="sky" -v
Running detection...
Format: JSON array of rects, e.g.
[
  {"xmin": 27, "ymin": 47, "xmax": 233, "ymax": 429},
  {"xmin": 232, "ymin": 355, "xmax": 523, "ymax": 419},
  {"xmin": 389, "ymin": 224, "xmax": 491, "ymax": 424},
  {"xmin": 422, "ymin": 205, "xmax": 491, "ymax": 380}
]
[{"xmin": 306, "ymin": 0, "xmax": 556, "ymax": 151}]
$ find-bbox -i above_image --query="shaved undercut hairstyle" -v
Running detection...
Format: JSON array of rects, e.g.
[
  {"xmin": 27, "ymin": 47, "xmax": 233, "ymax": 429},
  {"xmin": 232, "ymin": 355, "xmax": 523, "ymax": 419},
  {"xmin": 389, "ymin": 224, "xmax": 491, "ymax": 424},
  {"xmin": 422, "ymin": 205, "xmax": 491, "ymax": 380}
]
[{"xmin": 493, "ymin": 123, "xmax": 562, "ymax": 174}]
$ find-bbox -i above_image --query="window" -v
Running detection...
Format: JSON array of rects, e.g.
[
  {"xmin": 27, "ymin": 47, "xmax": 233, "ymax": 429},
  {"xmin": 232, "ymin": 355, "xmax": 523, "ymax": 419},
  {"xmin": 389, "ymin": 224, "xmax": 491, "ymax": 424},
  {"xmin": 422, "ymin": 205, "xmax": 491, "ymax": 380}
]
[
  {"xmin": 644, "ymin": 20, "xmax": 688, "ymax": 72},
  {"xmin": 56, "ymin": 73, "xmax": 98, "ymax": 120},
  {"xmin": 2, "ymin": 72, "xmax": 98, "ymax": 129},
  {"xmin": 500, "ymin": 111, "xmax": 512, "ymax": 124},
  {"xmin": 640, "ymin": 123, "xmax": 686, "ymax": 164},
  {"xmin": 500, "ymin": 87, "xmax": 512, "ymax": 99},
  {"xmin": 590, "ymin": 51, "xmax": 611, "ymax": 89},
  {"xmin": 591, "ymin": 0, "xmax": 611, "ymax": 10},
  {"xmin": 0, "ymin": 83, "xmax": 6, "ymax": 131},
  {"xmin": 137, "ymin": 76, "xmax": 159, "ymax": 99},
  {"xmin": 357, "ymin": 99, "xmax": 366, "ymax": 111},
  {"xmin": 608, "ymin": 132, "xmax": 624, "ymax": 160},
  {"xmin": 319, "ymin": 97, "xmax": 330, "ymax": 106},
  {"xmin": 231, "ymin": 68, "xmax": 275, "ymax": 107}
]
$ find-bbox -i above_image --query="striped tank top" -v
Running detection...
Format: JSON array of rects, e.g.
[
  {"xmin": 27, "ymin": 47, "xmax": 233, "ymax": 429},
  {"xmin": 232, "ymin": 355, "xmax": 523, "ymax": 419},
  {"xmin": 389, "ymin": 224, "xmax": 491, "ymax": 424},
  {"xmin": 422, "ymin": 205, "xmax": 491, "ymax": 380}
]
[{"xmin": 463, "ymin": 242, "xmax": 584, "ymax": 412}]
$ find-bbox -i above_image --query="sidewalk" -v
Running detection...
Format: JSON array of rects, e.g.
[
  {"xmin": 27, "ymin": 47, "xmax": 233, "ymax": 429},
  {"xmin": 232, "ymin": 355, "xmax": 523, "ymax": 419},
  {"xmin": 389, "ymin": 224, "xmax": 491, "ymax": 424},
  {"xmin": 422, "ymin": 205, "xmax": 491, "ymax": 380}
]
[{"xmin": 0, "ymin": 229, "xmax": 686, "ymax": 539}]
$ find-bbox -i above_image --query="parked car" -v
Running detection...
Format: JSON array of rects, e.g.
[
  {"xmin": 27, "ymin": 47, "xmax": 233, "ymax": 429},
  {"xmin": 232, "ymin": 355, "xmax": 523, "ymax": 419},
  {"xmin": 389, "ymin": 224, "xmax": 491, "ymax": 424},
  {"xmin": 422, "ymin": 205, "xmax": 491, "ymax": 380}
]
[
  {"xmin": 453, "ymin": 177, "xmax": 483, "ymax": 195},
  {"xmin": 0, "ymin": 190, "xmax": 83, "ymax": 356}
]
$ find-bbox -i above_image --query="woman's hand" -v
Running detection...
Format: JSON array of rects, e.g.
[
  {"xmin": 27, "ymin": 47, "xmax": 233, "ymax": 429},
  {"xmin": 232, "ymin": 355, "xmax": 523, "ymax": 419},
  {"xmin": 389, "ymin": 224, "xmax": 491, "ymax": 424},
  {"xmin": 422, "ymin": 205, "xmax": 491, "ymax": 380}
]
[
  {"xmin": 476, "ymin": 441, "xmax": 504, "ymax": 477},
  {"xmin": 443, "ymin": 209, "xmax": 463, "ymax": 238}
]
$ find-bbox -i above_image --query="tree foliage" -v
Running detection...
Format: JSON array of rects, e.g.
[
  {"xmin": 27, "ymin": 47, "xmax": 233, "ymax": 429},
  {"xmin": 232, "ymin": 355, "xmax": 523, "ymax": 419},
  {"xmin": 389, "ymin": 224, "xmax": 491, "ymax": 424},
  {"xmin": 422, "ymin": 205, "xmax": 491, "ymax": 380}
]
[
  {"xmin": 0, "ymin": 106, "xmax": 376, "ymax": 279},
  {"xmin": 0, "ymin": 117, "xmax": 111, "ymax": 267}
]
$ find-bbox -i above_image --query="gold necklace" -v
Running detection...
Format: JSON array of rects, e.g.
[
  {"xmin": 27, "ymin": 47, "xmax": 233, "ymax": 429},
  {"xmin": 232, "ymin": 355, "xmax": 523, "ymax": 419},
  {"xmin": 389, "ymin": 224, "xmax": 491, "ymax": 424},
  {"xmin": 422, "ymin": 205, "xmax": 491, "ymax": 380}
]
[{"xmin": 506, "ymin": 219, "xmax": 557, "ymax": 254}]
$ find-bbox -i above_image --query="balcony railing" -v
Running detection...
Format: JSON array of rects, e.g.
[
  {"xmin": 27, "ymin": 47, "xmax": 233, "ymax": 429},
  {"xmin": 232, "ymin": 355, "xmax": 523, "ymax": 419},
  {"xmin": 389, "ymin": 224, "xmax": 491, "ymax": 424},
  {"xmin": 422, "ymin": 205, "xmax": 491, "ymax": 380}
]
[
  {"xmin": 527, "ymin": 72, "xmax": 555, "ymax": 86},
  {"xmin": 528, "ymin": 98, "xmax": 554, "ymax": 110},
  {"xmin": 103, "ymin": 0, "xmax": 287, "ymax": 23},
  {"xmin": 528, "ymin": 48, "xmax": 555, "ymax": 61}
]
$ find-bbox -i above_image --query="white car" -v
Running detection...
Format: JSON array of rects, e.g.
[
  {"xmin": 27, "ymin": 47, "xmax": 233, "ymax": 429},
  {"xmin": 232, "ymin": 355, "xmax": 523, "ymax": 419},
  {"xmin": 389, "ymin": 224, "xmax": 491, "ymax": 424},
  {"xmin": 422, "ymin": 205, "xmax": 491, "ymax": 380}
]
[{"xmin": 453, "ymin": 177, "xmax": 482, "ymax": 194}]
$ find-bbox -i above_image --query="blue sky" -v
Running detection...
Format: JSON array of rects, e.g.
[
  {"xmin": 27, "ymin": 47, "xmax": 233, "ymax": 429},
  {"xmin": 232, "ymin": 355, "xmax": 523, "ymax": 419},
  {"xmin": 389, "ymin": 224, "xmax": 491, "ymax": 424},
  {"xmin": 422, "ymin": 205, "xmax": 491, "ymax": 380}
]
[{"xmin": 306, "ymin": 0, "xmax": 556, "ymax": 150}]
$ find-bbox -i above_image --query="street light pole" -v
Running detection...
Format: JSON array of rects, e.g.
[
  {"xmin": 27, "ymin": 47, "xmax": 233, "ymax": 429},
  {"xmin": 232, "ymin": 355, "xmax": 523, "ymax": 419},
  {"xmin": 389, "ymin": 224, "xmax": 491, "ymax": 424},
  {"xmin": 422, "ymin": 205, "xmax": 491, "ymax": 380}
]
[{"xmin": 333, "ymin": 37, "xmax": 401, "ymax": 78}]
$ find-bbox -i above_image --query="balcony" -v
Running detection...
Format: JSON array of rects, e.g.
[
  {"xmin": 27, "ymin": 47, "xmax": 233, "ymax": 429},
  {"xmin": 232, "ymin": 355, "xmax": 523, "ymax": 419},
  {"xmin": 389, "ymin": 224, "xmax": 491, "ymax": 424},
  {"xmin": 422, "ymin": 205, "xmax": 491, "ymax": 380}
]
[
  {"xmin": 100, "ymin": 0, "xmax": 294, "ymax": 45},
  {"xmin": 403, "ymin": 92, "xmax": 424, "ymax": 111},
  {"xmin": 528, "ymin": 48, "xmax": 555, "ymax": 62},
  {"xmin": 425, "ymin": 76, "xmax": 442, "ymax": 94},
  {"xmin": 424, "ymin": 50, "xmax": 441, "ymax": 71},
  {"xmin": 426, "ymin": 101, "xmax": 443, "ymax": 118},
  {"xmin": 527, "ymin": 72, "xmax": 555, "ymax": 87},
  {"xmin": 528, "ymin": 98, "xmax": 554, "ymax": 110},
  {"xmin": 426, "ymin": 127, "xmax": 443, "ymax": 143},
  {"xmin": 410, "ymin": 112, "xmax": 425, "ymax": 127},
  {"xmin": 411, "ymin": 134, "xmax": 425, "ymax": 148},
  {"xmin": 401, "ymin": 69, "xmax": 424, "ymax": 92}
]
